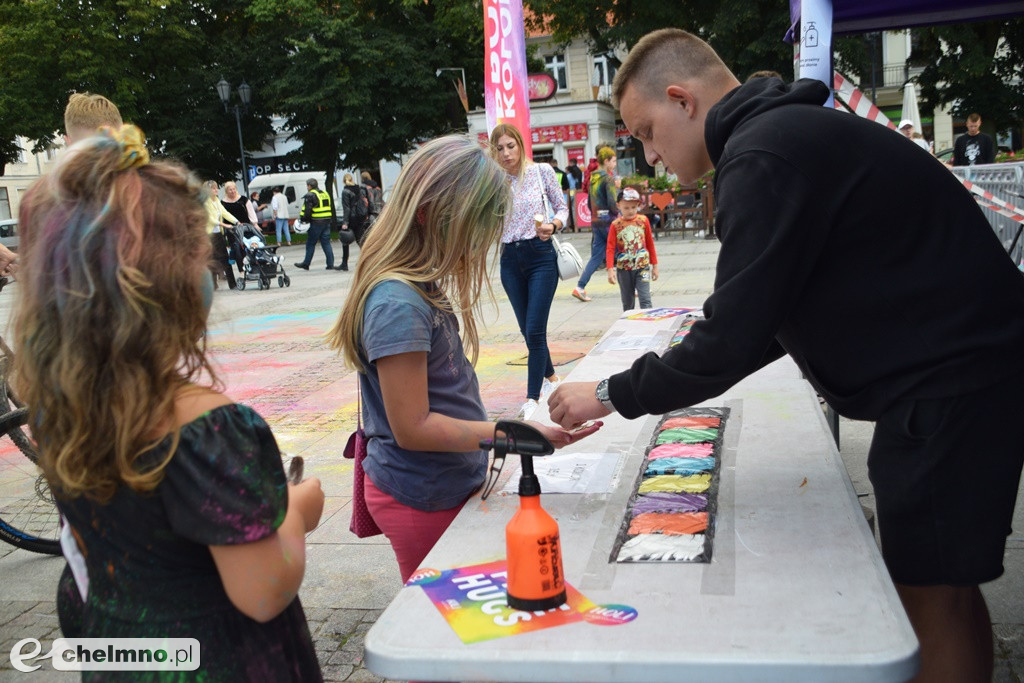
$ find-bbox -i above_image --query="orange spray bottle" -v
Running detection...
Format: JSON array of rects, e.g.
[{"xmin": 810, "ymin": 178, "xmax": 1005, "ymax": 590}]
[{"xmin": 480, "ymin": 420, "xmax": 566, "ymax": 611}]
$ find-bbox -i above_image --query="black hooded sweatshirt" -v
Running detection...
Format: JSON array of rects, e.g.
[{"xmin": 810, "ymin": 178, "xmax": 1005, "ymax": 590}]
[{"xmin": 609, "ymin": 78, "xmax": 1024, "ymax": 421}]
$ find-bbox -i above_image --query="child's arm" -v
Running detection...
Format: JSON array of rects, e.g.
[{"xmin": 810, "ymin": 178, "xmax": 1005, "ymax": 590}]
[
  {"xmin": 377, "ymin": 351, "xmax": 602, "ymax": 451},
  {"xmin": 644, "ymin": 217, "xmax": 658, "ymax": 280},
  {"xmin": 210, "ymin": 478, "xmax": 324, "ymax": 623}
]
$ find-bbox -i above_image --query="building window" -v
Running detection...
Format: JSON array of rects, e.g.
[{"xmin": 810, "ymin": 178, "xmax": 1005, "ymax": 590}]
[
  {"xmin": 0, "ymin": 188, "xmax": 10, "ymax": 221},
  {"xmin": 45, "ymin": 146, "xmax": 58, "ymax": 162},
  {"xmin": 15, "ymin": 142, "xmax": 25, "ymax": 164},
  {"xmin": 593, "ymin": 54, "xmax": 618, "ymax": 99},
  {"xmin": 545, "ymin": 53, "xmax": 567, "ymax": 91}
]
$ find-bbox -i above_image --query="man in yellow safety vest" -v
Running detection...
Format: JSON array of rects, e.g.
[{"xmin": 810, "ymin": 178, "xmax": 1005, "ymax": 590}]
[{"xmin": 294, "ymin": 178, "xmax": 342, "ymax": 271}]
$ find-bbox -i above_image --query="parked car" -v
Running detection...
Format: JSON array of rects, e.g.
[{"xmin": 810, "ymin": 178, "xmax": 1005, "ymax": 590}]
[{"xmin": 0, "ymin": 219, "xmax": 17, "ymax": 238}]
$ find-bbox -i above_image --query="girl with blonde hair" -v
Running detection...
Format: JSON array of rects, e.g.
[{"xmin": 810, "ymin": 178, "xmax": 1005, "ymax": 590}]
[
  {"xmin": 329, "ymin": 134, "xmax": 598, "ymax": 582},
  {"xmin": 489, "ymin": 122, "xmax": 569, "ymax": 418},
  {"xmin": 14, "ymin": 125, "xmax": 324, "ymax": 680}
]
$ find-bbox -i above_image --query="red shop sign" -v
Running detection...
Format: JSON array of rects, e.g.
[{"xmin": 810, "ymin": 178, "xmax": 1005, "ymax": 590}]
[{"xmin": 528, "ymin": 73, "xmax": 557, "ymax": 102}]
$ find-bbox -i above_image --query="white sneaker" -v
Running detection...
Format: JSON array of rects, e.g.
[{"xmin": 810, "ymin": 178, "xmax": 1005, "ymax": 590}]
[
  {"xmin": 540, "ymin": 377, "xmax": 560, "ymax": 400},
  {"xmin": 518, "ymin": 399, "xmax": 539, "ymax": 419}
]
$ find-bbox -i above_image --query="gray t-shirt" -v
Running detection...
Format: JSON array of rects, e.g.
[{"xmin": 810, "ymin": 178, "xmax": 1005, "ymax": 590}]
[{"xmin": 359, "ymin": 279, "xmax": 487, "ymax": 511}]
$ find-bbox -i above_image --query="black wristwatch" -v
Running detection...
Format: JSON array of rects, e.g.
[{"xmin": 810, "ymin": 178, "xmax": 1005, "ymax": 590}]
[{"xmin": 595, "ymin": 378, "xmax": 616, "ymax": 412}]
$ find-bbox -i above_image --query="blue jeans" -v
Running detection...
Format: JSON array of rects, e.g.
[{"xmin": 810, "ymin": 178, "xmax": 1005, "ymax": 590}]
[
  {"xmin": 300, "ymin": 220, "xmax": 334, "ymax": 268},
  {"xmin": 500, "ymin": 238, "xmax": 558, "ymax": 400},
  {"xmin": 275, "ymin": 218, "xmax": 291, "ymax": 244},
  {"xmin": 577, "ymin": 222, "xmax": 609, "ymax": 290}
]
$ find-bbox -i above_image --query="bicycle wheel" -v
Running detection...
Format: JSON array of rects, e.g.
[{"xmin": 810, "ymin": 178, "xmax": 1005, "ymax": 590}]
[{"xmin": 0, "ymin": 407, "xmax": 61, "ymax": 555}]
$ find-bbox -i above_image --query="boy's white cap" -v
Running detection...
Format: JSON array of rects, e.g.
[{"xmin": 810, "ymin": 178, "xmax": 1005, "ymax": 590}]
[
  {"xmin": 898, "ymin": 119, "xmax": 914, "ymax": 129},
  {"xmin": 620, "ymin": 187, "xmax": 641, "ymax": 202}
]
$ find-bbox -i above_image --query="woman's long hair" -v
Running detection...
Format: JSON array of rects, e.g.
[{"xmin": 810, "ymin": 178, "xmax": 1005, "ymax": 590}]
[
  {"xmin": 12, "ymin": 126, "xmax": 216, "ymax": 502},
  {"xmin": 328, "ymin": 135, "xmax": 510, "ymax": 370},
  {"xmin": 488, "ymin": 123, "xmax": 531, "ymax": 177}
]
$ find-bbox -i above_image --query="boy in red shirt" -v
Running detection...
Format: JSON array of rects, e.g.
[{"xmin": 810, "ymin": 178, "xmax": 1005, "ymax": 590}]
[{"xmin": 607, "ymin": 187, "xmax": 659, "ymax": 310}]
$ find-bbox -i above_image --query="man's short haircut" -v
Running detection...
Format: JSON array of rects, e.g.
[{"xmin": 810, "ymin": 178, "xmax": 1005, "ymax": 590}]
[
  {"xmin": 746, "ymin": 69, "xmax": 783, "ymax": 82},
  {"xmin": 64, "ymin": 93, "xmax": 123, "ymax": 142},
  {"xmin": 967, "ymin": 113, "xmax": 982, "ymax": 123},
  {"xmin": 612, "ymin": 28, "xmax": 735, "ymax": 107},
  {"xmin": 306, "ymin": 178, "xmax": 318, "ymax": 189}
]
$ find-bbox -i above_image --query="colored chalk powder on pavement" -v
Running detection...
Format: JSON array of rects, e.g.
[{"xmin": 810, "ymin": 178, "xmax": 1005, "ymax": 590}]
[
  {"xmin": 655, "ymin": 427, "xmax": 718, "ymax": 444},
  {"xmin": 638, "ymin": 473, "xmax": 711, "ymax": 494},
  {"xmin": 647, "ymin": 443, "xmax": 714, "ymax": 460},
  {"xmin": 629, "ymin": 511, "xmax": 708, "ymax": 536},
  {"xmin": 630, "ymin": 492, "xmax": 708, "ymax": 516},
  {"xmin": 644, "ymin": 457, "xmax": 716, "ymax": 477},
  {"xmin": 617, "ymin": 533, "xmax": 706, "ymax": 562},
  {"xmin": 659, "ymin": 416, "xmax": 721, "ymax": 430}
]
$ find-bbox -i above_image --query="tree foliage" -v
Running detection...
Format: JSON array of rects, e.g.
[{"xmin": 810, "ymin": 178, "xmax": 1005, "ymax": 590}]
[
  {"xmin": 0, "ymin": 0, "xmax": 280, "ymax": 179},
  {"xmin": 908, "ymin": 19, "xmax": 1024, "ymax": 131}
]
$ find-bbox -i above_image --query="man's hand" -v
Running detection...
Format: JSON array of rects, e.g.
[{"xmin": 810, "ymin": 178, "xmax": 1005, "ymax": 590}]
[{"xmin": 547, "ymin": 381, "xmax": 611, "ymax": 430}]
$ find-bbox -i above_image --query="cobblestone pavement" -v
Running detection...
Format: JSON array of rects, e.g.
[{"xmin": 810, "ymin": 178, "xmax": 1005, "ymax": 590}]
[{"xmin": 1, "ymin": 235, "xmax": 1021, "ymax": 682}]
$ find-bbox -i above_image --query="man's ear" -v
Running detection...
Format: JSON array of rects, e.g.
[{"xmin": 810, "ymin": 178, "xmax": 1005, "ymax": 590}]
[{"xmin": 666, "ymin": 85, "xmax": 696, "ymax": 117}]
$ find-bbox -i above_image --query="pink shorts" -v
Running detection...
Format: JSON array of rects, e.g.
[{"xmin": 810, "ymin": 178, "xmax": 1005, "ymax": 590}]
[{"xmin": 363, "ymin": 474, "xmax": 469, "ymax": 583}]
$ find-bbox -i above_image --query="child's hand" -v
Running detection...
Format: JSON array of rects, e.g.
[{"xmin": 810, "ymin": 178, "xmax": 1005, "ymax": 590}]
[
  {"xmin": 652, "ymin": 264, "xmax": 659, "ymax": 281},
  {"xmin": 289, "ymin": 477, "xmax": 325, "ymax": 533},
  {"xmin": 607, "ymin": 268, "xmax": 617, "ymax": 285},
  {"xmin": 528, "ymin": 421, "xmax": 604, "ymax": 449}
]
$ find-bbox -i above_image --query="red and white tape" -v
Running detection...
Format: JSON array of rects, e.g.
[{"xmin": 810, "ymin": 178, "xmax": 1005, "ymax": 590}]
[
  {"xmin": 961, "ymin": 180, "xmax": 1024, "ymax": 222},
  {"xmin": 833, "ymin": 72, "xmax": 896, "ymax": 130}
]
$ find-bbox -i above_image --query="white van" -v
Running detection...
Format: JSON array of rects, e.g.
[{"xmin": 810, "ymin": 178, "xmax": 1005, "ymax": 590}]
[{"xmin": 247, "ymin": 172, "xmax": 341, "ymax": 225}]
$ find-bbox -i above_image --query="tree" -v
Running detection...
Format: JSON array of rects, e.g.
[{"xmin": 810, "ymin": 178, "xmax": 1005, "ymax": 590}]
[
  {"xmin": 0, "ymin": 0, "xmax": 280, "ymax": 180},
  {"xmin": 908, "ymin": 19, "xmax": 1024, "ymax": 133},
  {"xmin": 247, "ymin": 0, "xmax": 486, "ymax": 223}
]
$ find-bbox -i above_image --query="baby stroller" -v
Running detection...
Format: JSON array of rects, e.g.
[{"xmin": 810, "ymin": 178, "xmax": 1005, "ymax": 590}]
[{"xmin": 228, "ymin": 223, "xmax": 291, "ymax": 291}]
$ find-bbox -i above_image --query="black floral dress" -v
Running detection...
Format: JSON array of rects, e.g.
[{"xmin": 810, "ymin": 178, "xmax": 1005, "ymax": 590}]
[{"xmin": 55, "ymin": 404, "xmax": 321, "ymax": 682}]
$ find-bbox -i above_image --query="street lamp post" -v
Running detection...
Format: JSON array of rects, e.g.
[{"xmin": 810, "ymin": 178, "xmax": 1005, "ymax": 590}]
[
  {"xmin": 436, "ymin": 67, "xmax": 468, "ymax": 112},
  {"xmin": 215, "ymin": 77, "xmax": 253, "ymax": 195}
]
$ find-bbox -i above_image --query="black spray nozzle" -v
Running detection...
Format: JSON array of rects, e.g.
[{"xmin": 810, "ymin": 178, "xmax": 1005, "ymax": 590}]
[{"xmin": 479, "ymin": 420, "xmax": 555, "ymax": 499}]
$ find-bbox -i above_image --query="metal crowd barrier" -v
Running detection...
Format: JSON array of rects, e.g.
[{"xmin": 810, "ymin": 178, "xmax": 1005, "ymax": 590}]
[{"xmin": 949, "ymin": 161, "xmax": 1024, "ymax": 265}]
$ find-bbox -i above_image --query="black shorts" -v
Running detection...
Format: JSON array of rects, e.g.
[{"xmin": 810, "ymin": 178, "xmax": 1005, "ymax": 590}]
[{"xmin": 868, "ymin": 371, "xmax": 1024, "ymax": 586}]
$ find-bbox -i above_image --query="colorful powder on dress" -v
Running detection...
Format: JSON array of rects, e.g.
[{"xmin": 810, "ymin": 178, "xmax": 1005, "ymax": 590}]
[
  {"xmin": 655, "ymin": 427, "xmax": 719, "ymax": 444},
  {"xmin": 647, "ymin": 443, "xmax": 714, "ymax": 460},
  {"xmin": 628, "ymin": 511, "xmax": 708, "ymax": 535},
  {"xmin": 644, "ymin": 457, "xmax": 715, "ymax": 477},
  {"xmin": 630, "ymin": 492, "xmax": 707, "ymax": 515},
  {"xmin": 637, "ymin": 473, "xmax": 711, "ymax": 494}
]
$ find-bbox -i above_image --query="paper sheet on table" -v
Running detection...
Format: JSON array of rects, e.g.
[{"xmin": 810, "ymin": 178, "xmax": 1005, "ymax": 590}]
[
  {"xmin": 595, "ymin": 335, "xmax": 659, "ymax": 352},
  {"xmin": 501, "ymin": 452, "xmax": 620, "ymax": 494}
]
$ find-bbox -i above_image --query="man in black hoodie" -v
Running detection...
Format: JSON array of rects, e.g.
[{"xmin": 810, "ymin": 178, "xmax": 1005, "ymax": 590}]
[{"xmin": 549, "ymin": 28, "xmax": 1024, "ymax": 681}]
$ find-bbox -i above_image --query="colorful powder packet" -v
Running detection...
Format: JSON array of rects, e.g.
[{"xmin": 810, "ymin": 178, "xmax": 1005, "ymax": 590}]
[
  {"xmin": 630, "ymin": 492, "xmax": 707, "ymax": 515},
  {"xmin": 617, "ymin": 533, "xmax": 706, "ymax": 562},
  {"xmin": 638, "ymin": 473, "xmax": 711, "ymax": 494},
  {"xmin": 644, "ymin": 457, "xmax": 715, "ymax": 477},
  {"xmin": 647, "ymin": 443, "xmax": 714, "ymax": 460},
  {"xmin": 655, "ymin": 427, "xmax": 718, "ymax": 444},
  {"xmin": 659, "ymin": 416, "xmax": 721, "ymax": 430},
  {"xmin": 628, "ymin": 511, "xmax": 708, "ymax": 536}
]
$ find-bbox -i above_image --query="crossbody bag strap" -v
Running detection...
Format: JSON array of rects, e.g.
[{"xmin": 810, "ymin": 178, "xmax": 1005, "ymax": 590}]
[{"xmin": 357, "ymin": 376, "xmax": 362, "ymax": 431}]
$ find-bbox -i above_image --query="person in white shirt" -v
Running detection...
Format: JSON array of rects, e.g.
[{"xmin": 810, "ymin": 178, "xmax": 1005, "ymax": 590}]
[{"xmin": 271, "ymin": 186, "xmax": 291, "ymax": 247}]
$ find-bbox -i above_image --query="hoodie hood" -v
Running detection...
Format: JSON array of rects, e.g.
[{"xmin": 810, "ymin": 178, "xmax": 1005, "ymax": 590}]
[{"xmin": 705, "ymin": 78, "xmax": 830, "ymax": 167}]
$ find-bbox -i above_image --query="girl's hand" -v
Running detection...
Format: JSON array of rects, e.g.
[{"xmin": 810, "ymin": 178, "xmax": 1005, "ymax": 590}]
[
  {"xmin": 289, "ymin": 477, "xmax": 325, "ymax": 533},
  {"xmin": 528, "ymin": 421, "xmax": 604, "ymax": 449},
  {"xmin": 607, "ymin": 268, "xmax": 617, "ymax": 285}
]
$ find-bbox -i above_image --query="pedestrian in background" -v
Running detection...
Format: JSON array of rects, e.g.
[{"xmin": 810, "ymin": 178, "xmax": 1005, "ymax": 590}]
[
  {"xmin": 574, "ymin": 145, "xmax": 618, "ymax": 302},
  {"xmin": 339, "ymin": 173, "xmax": 369, "ymax": 271},
  {"xmin": 607, "ymin": 187, "xmax": 658, "ymax": 310},
  {"xmin": 327, "ymin": 134, "xmax": 599, "ymax": 583},
  {"xmin": 203, "ymin": 180, "xmax": 237, "ymax": 289},
  {"xmin": 953, "ymin": 113, "xmax": 996, "ymax": 166},
  {"xmin": 489, "ymin": 123, "xmax": 569, "ymax": 418},
  {"xmin": 294, "ymin": 178, "xmax": 339, "ymax": 271},
  {"xmin": 271, "ymin": 186, "xmax": 292, "ymax": 247},
  {"xmin": 14, "ymin": 124, "xmax": 324, "ymax": 679}
]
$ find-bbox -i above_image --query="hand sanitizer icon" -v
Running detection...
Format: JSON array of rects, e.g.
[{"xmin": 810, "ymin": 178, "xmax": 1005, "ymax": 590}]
[{"xmin": 804, "ymin": 21, "xmax": 819, "ymax": 48}]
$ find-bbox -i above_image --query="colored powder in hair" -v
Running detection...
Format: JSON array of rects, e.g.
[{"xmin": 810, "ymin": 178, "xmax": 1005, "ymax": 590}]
[
  {"xmin": 655, "ymin": 427, "xmax": 718, "ymax": 444},
  {"xmin": 629, "ymin": 511, "xmax": 708, "ymax": 536},
  {"xmin": 644, "ymin": 457, "xmax": 715, "ymax": 477},
  {"xmin": 659, "ymin": 416, "xmax": 720, "ymax": 430},
  {"xmin": 617, "ymin": 533, "xmax": 706, "ymax": 562},
  {"xmin": 647, "ymin": 443, "xmax": 713, "ymax": 460},
  {"xmin": 638, "ymin": 474, "xmax": 711, "ymax": 494},
  {"xmin": 631, "ymin": 492, "xmax": 707, "ymax": 515}
]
